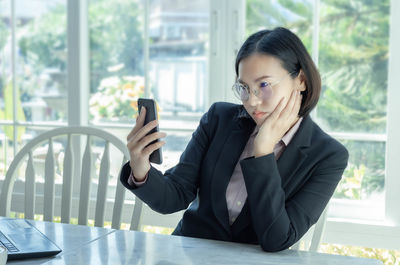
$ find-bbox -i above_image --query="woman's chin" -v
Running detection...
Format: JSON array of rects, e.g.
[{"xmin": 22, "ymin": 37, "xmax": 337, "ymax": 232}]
[{"xmin": 252, "ymin": 113, "xmax": 270, "ymax": 125}]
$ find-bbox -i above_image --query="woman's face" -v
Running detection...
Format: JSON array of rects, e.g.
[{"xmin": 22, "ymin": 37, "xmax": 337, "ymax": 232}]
[{"xmin": 238, "ymin": 53, "xmax": 305, "ymax": 126}]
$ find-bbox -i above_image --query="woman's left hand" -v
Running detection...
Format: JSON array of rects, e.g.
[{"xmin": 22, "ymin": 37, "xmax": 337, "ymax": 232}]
[{"xmin": 253, "ymin": 89, "xmax": 302, "ymax": 157}]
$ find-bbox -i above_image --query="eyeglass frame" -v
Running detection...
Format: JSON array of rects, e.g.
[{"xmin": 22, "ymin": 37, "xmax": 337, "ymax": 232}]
[{"xmin": 232, "ymin": 71, "xmax": 297, "ymax": 101}]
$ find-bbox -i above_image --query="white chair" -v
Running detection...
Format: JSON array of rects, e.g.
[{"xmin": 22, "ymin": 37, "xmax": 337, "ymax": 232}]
[
  {"xmin": 0, "ymin": 126, "xmax": 143, "ymax": 230},
  {"xmin": 291, "ymin": 205, "xmax": 329, "ymax": 252}
]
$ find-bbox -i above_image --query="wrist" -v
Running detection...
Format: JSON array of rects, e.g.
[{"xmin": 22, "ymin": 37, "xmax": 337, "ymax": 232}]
[
  {"xmin": 254, "ymin": 147, "xmax": 274, "ymax": 158},
  {"xmin": 129, "ymin": 162, "xmax": 150, "ymax": 182},
  {"xmin": 253, "ymin": 137, "xmax": 275, "ymax": 157},
  {"xmin": 128, "ymin": 170, "xmax": 149, "ymax": 187},
  {"xmin": 133, "ymin": 172, "xmax": 147, "ymax": 182}
]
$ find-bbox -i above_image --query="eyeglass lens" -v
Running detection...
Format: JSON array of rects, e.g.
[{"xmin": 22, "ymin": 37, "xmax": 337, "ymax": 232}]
[{"xmin": 239, "ymin": 83, "xmax": 273, "ymax": 101}]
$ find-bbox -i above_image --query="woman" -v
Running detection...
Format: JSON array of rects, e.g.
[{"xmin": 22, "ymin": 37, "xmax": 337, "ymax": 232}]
[{"xmin": 120, "ymin": 27, "xmax": 349, "ymax": 252}]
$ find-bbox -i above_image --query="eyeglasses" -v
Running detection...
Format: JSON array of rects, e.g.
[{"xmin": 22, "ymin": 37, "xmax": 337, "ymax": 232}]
[{"xmin": 232, "ymin": 71, "xmax": 296, "ymax": 101}]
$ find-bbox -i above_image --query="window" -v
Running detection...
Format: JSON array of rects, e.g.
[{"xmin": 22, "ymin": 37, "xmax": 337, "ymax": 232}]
[
  {"xmin": 2, "ymin": 0, "xmax": 399, "ymax": 250},
  {"xmin": 89, "ymin": 0, "xmax": 209, "ymax": 125},
  {"xmin": 0, "ymin": 0, "xmax": 67, "ymax": 179},
  {"xmin": 15, "ymin": 0, "xmax": 67, "ymax": 123},
  {"xmin": 148, "ymin": 0, "xmax": 209, "ymax": 116},
  {"xmin": 317, "ymin": 1, "xmax": 389, "ymax": 209},
  {"xmin": 88, "ymin": 0, "xmax": 210, "ymax": 174},
  {"xmin": 88, "ymin": 0, "xmax": 145, "ymax": 124}
]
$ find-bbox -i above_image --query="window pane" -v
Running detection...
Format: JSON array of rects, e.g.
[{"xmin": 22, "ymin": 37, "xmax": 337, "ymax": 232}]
[
  {"xmin": 149, "ymin": 0, "xmax": 209, "ymax": 117},
  {"xmin": 0, "ymin": 0, "xmax": 10, "ymax": 122},
  {"xmin": 16, "ymin": 0, "xmax": 67, "ymax": 122},
  {"xmin": 334, "ymin": 140, "xmax": 385, "ymax": 201},
  {"xmin": 89, "ymin": 0, "xmax": 145, "ymax": 124},
  {"xmin": 317, "ymin": 0, "xmax": 390, "ymax": 134},
  {"xmin": 246, "ymin": 0, "xmax": 314, "ymax": 52}
]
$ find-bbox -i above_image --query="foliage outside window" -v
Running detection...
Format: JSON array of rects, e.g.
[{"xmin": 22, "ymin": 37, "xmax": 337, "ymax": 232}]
[
  {"xmin": 89, "ymin": 0, "xmax": 144, "ymax": 123},
  {"xmin": 1, "ymin": 0, "xmax": 144, "ymax": 125},
  {"xmin": 89, "ymin": 75, "xmax": 144, "ymax": 122},
  {"xmin": 319, "ymin": 244, "xmax": 399, "ymax": 265},
  {"xmin": 15, "ymin": 2, "xmax": 67, "ymax": 122}
]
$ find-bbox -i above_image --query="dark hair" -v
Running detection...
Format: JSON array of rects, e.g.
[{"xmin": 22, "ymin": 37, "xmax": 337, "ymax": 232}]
[{"xmin": 235, "ymin": 27, "xmax": 321, "ymax": 117}]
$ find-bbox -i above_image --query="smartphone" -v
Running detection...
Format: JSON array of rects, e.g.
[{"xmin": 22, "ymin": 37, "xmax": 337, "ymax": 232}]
[{"xmin": 137, "ymin": 98, "xmax": 163, "ymax": 164}]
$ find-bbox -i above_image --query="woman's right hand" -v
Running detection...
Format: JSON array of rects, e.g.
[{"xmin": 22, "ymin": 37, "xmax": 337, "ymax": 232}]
[{"xmin": 126, "ymin": 107, "xmax": 167, "ymax": 182}]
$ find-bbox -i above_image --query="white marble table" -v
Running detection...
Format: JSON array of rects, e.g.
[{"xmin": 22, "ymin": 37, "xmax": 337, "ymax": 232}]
[
  {"xmin": 3, "ymin": 219, "xmax": 383, "ymax": 265},
  {"xmin": 42, "ymin": 228, "xmax": 382, "ymax": 265}
]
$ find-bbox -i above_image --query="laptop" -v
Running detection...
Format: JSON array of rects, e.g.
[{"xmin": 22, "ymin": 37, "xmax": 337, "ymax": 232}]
[{"xmin": 0, "ymin": 218, "xmax": 61, "ymax": 260}]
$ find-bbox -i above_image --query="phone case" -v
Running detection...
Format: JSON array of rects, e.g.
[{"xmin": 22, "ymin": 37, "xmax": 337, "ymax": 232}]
[{"xmin": 137, "ymin": 98, "xmax": 163, "ymax": 164}]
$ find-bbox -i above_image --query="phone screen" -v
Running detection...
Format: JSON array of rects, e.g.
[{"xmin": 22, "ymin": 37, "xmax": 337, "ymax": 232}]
[{"xmin": 137, "ymin": 98, "xmax": 163, "ymax": 164}]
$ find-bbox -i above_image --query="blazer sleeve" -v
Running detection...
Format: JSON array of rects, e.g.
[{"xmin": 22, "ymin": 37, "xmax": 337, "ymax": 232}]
[
  {"xmin": 240, "ymin": 143, "xmax": 349, "ymax": 252},
  {"xmin": 120, "ymin": 103, "xmax": 216, "ymax": 214}
]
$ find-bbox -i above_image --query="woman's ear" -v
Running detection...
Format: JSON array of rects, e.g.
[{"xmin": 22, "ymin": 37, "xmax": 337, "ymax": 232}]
[{"xmin": 296, "ymin": 70, "xmax": 306, "ymax": 92}]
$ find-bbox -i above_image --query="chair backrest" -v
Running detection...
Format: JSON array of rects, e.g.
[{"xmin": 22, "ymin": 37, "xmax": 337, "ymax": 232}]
[
  {"xmin": 0, "ymin": 126, "xmax": 143, "ymax": 230},
  {"xmin": 291, "ymin": 205, "xmax": 329, "ymax": 252}
]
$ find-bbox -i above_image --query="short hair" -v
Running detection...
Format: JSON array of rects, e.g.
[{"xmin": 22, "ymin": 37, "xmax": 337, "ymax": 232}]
[{"xmin": 235, "ymin": 27, "xmax": 321, "ymax": 117}]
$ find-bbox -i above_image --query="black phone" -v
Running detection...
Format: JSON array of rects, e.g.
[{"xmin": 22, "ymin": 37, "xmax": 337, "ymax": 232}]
[{"xmin": 137, "ymin": 98, "xmax": 163, "ymax": 164}]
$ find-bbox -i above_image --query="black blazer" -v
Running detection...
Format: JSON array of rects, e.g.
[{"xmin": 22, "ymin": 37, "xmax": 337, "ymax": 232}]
[{"xmin": 120, "ymin": 102, "xmax": 349, "ymax": 252}]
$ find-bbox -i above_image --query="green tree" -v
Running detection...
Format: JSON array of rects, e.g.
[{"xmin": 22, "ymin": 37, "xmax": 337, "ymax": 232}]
[
  {"xmin": 18, "ymin": 4, "xmax": 67, "ymax": 73},
  {"xmin": 89, "ymin": 0, "xmax": 144, "ymax": 92},
  {"xmin": 246, "ymin": 0, "xmax": 313, "ymax": 51},
  {"xmin": 318, "ymin": 0, "xmax": 389, "ymax": 134},
  {"xmin": 18, "ymin": 0, "xmax": 144, "ymax": 94},
  {"xmin": 317, "ymin": 0, "xmax": 389, "ymax": 199}
]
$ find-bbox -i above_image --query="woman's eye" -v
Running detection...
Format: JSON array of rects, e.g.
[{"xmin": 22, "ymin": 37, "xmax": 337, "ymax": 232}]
[{"xmin": 260, "ymin": 81, "xmax": 270, "ymax": 88}]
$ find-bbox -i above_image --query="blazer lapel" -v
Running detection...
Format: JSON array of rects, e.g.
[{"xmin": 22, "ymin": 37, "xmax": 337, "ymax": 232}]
[
  {"xmin": 210, "ymin": 110, "xmax": 255, "ymax": 234},
  {"xmin": 277, "ymin": 115, "xmax": 313, "ymax": 188}
]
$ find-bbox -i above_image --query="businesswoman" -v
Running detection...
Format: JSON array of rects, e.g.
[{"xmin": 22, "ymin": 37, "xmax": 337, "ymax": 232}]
[{"xmin": 120, "ymin": 27, "xmax": 349, "ymax": 252}]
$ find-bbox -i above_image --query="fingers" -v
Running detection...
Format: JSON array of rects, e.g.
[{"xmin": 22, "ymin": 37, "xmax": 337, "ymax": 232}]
[
  {"xmin": 127, "ymin": 107, "xmax": 146, "ymax": 141},
  {"xmin": 289, "ymin": 90, "xmax": 299, "ymax": 114},
  {"xmin": 143, "ymin": 141, "xmax": 166, "ymax": 157},
  {"xmin": 279, "ymin": 90, "xmax": 298, "ymax": 119},
  {"xmin": 269, "ymin": 97, "xmax": 286, "ymax": 120},
  {"xmin": 127, "ymin": 129, "xmax": 166, "ymax": 170},
  {"xmin": 293, "ymin": 90, "xmax": 302, "ymax": 115},
  {"xmin": 128, "ymin": 131, "xmax": 167, "ymax": 151},
  {"xmin": 132, "ymin": 120, "xmax": 160, "ymax": 143}
]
